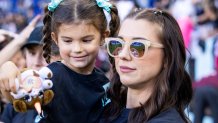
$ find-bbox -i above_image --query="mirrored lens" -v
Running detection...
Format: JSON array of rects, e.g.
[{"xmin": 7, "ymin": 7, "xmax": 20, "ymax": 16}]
[
  {"xmin": 130, "ymin": 42, "xmax": 145, "ymax": 57},
  {"xmin": 108, "ymin": 40, "xmax": 123, "ymax": 56}
]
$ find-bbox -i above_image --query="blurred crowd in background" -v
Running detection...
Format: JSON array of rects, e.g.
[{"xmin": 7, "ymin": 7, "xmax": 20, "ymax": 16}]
[{"xmin": 1, "ymin": 0, "xmax": 218, "ymax": 123}]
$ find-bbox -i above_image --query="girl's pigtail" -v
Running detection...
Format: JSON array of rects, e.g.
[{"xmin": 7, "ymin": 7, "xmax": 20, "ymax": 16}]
[
  {"xmin": 42, "ymin": 6, "xmax": 53, "ymax": 63},
  {"xmin": 107, "ymin": 5, "xmax": 120, "ymax": 68},
  {"xmin": 109, "ymin": 5, "xmax": 120, "ymax": 37}
]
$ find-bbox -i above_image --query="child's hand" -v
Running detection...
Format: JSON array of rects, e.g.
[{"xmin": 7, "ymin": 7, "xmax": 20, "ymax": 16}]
[{"xmin": 0, "ymin": 61, "xmax": 21, "ymax": 102}]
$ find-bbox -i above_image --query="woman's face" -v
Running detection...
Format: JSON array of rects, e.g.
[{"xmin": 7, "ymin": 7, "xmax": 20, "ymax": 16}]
[{"xmin": 115, "ymin": 19, "xmax": 164, "ymax": 89}]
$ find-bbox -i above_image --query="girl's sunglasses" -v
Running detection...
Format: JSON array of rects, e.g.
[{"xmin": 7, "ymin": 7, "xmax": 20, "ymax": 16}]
[{"xmin": 105, "ymin": 37, "xmax": 164, "ymax": 58}]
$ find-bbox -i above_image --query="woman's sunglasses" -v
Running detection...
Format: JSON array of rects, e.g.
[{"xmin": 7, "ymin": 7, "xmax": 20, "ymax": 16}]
[{"xmin": 105, "ymin": 37, "xmax": 164, "ymax": 58}]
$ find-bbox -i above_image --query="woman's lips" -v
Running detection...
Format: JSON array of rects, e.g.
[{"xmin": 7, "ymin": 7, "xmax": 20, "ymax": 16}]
[{"xmin": 119, "ymin": 66, "xmax": 136, "ymax": 73}]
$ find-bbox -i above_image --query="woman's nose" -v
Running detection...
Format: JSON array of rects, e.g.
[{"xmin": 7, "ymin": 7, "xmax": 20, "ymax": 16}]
[{"xmin": 118, "ymin": 45, "xmax": 132, "ymax": 60}]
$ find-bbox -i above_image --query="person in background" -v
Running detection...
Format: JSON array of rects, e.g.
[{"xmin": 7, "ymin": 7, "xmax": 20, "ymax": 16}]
[
  {"xmin": 0, "ymin": 29, "xmax": 26, "ymax": 70},
  {"xmin": 0, "ymin": 15, "xmax": 41, "ymax": 66},
  {"xmin": 0, "ymin": 17, "xmax": 40, "ymax": 121},
  {"xmin": 21, "ymin": 26, "xmax": 48, "ymax": 70},
  {"xmin": 0, "ymin": 26, "xmax": 48, "ymax": 123},
  {"xmin": 192, "ymin": 74, "xmax": 218, "ymax": 123}
]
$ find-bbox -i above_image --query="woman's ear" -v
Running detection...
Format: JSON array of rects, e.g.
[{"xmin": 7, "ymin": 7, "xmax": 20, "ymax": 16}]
[{"xmin": 51, "ymin": 32, "xmax": 58, "ymax": 45}]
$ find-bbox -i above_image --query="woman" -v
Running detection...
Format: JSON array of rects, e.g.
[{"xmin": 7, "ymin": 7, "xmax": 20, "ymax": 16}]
[{"xmin": 101, "ymin": 8, "xmax": 193, "ymax": 123}]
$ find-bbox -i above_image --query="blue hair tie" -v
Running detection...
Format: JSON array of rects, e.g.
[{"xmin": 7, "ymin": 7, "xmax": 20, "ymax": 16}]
[
  {"xmin": 96, "ymin": 0, "xmax": 112, "ymax": 13},
  {"xmin": 48, "ymin": 0, "xmax": 63, "ymax": 12}
]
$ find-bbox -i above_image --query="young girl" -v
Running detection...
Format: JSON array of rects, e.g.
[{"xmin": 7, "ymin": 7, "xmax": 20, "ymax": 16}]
[
  {"xmin": 0, "ymin": 0, "xmax": 120, "ymax": 122},
  {"xmin": 100, "ymin": 9, "xmax": 193, "ymax": 123}
]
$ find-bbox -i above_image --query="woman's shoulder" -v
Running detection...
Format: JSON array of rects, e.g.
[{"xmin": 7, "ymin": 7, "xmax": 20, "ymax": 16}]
[{"xmin": 148, "ymin": 108, "xmax": 185, "ymax": 123}]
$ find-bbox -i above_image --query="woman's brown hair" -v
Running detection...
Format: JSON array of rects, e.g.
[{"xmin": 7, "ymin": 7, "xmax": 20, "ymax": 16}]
[{"xmin": 105, "ymin": 9, "xmax": 193, "ymax": 123}]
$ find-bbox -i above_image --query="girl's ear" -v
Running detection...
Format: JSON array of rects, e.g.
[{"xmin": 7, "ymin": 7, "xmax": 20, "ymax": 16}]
[
  {"xmin": 51, "ymin": 32, "xmax": 58, "ymax": 45},
  {"xmin": 100, "ymin": 31, "xmax": 110, "ymax": 46},
  {"xmin": 103, "ymin": 31, "xmax": 110, "ymax": 38}
]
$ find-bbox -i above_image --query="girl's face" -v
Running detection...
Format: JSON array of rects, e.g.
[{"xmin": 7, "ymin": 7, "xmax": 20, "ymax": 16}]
[
  {"xmin": 52, "ymin": 22, "xmax": 101, "ymax": 74},
  {"xmin": 115, "ymin": 19, "xmax": 164, "ymax": 89}
]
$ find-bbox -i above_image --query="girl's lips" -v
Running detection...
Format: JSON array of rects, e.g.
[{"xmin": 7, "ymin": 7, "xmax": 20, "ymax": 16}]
[
  {"xmin": 119, "ymin": 66, "xmax": 136, "ymax": 73},
  {"xmin": 72, "ymin": 55, "xmax": 88, "ymax": 60},
  {"xmin": 73, "ymin": 55, "xmax": 86, "ymax": 58}
]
